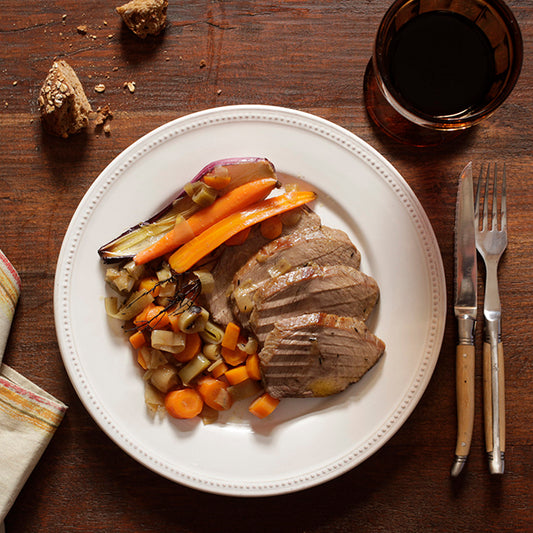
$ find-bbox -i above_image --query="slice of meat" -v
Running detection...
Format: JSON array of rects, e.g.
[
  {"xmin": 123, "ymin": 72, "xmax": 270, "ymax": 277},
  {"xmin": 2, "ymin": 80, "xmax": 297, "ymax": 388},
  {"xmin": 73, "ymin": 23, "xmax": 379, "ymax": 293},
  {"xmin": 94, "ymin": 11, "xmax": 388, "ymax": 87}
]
[
  {"xmin": 259, "ymin": 313, "xmax": 385, "ymax": 398},
  {"xmin": 201, "ymin": 206, "xmax": 321, "ymax": 326},
  {"xmin": 248, "ymin": 264, "xmax": 379, "ymax": 344},
  {"xmin": 231, "ymin": 225, "xmax": 361, "ymax": 328}
]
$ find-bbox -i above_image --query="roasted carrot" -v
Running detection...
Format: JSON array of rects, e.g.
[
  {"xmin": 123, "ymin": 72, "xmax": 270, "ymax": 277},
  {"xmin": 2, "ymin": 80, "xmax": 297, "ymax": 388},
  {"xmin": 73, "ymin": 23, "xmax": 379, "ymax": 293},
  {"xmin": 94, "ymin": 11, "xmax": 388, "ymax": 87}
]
[
  {"xmin": 225, "ymin": 365, "xmax": 250, "ymax": 386},
  {"xmin": 221, "ymin": 322, "xmax": 240, "ymax": 350},
  {"xmin": 173, "ymin": 332, "xmax": 202, "ymax": 363},
  {"xmin": 129, "ymin": 330, "xmax": 146, "ymax": 349},
  {"xmin": 169, "ymin": 190, "xmax": 317, "ymax": 273},
  {"xmin": 197, "ymin": 377, "xmax": 233, "ymax": 411},
  {"xmin": 221, "ymin": 345, "xmax": 248, "ymax": 367},
  {"xmin": 245, "ymin": 353, "xmax": 262, "ymax": 381},
  {"xmin": 134, "ymin": 178, "xmax": 278, "ymax": 264},
  {"xmin": 260, "ymin": 215, "xmax": 283, "ymax": 240},
  {"xmin": 164, "ymin": 388, "xmax": 204, "ymax": 419},
  {"xmin": 224, "ymin": 226, "xmax": 251, "ymax": 246},
  {"xmin": 248, "ymin": 392, "xmax": 280, "ymax": 419}
]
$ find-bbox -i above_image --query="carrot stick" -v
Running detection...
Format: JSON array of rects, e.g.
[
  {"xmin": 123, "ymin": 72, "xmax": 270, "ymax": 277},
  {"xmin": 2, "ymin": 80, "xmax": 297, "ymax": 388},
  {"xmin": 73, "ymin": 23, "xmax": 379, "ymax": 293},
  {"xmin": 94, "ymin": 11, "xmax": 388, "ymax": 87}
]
[
  {"xmin": 173, "ymin": 332, "xmax": 202, "ymax": 363},
  {"xmin": 134, "ymin": 178, "xmax": 278, "ymax": 264},
  {"xmin": 210, "ymin": 360, "xmax": 228, "ymax": 379},
  {"xmin": 164, "ymin": 388, "xmax": 204, "ymax": 419},
  {"xmin": 197, "ymin": 377, "xmax": 233, "ymax": 411},
  {"xmin": 169, "ymin": 190, "xmax": 316, "ymax": 273},
  {"xmin": 248, "ymin": 393, "xmax": 280, "ymax": 419},
  {"xmin": 221, "ymin": 322, "xmax": 240, "ymax": 350}
]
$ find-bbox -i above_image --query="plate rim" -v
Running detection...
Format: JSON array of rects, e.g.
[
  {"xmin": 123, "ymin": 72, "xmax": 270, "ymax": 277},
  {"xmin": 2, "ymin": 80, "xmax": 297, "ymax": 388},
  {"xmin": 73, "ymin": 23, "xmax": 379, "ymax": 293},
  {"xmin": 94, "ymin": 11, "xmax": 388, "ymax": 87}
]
[{"xmin": 54, "ymin": 104, "xmax": 446, "ymax": 496}]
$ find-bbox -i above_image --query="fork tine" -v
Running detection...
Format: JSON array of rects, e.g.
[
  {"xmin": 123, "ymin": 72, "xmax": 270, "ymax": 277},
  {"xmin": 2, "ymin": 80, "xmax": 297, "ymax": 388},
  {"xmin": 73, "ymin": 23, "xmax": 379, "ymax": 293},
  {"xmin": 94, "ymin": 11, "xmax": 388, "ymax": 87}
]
[
  {"xmin": 475, "ymin": 164, "xmax": 482, "ymax": 225},
  {"xmin": 483, "ymin": 163, "xmax": 491, "ymax": 231},
  {"xmin": 501, "ymin": 163, "xmax": 507, "ymax": 231},
  {"xmin": 492, "ymin": 163, "xmax": 499, "ymax": 231}
]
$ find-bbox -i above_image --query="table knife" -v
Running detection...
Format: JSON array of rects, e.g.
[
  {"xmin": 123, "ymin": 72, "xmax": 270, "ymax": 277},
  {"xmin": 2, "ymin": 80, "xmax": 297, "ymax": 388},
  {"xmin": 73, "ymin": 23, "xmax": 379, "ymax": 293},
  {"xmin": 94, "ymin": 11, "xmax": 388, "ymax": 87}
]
[{"xmin": 451, "ymin": 162, "xmax": 478, "ymax": 477}]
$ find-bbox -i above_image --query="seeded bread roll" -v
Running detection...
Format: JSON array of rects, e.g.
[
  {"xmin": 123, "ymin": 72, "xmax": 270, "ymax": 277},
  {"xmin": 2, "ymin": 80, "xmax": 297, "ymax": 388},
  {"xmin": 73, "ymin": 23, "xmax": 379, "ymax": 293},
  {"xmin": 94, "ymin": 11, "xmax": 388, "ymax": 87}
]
[
  {"xmin": 116, "ymin": 0, "xmax": 168, "ymax": 39},
  {"xmin": 38, "ymin": 60, "xmax": 92, "ymax": 138}
]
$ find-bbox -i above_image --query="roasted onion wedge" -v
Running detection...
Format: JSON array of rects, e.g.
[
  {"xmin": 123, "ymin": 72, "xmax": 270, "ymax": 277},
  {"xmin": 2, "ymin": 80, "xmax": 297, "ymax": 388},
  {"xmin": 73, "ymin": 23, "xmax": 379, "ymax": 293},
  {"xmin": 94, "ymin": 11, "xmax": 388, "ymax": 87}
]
[{"xmin": 98, "ymin": 157, "xmax": 276, "ymax": 263}]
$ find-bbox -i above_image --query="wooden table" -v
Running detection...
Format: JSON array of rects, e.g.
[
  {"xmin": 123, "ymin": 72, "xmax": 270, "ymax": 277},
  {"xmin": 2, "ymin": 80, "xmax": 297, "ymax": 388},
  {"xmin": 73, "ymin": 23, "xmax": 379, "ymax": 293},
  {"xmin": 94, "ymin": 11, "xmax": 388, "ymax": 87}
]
[{"xmin": 2, "ymin": 1, "xmax": 532, "ymax": 531}]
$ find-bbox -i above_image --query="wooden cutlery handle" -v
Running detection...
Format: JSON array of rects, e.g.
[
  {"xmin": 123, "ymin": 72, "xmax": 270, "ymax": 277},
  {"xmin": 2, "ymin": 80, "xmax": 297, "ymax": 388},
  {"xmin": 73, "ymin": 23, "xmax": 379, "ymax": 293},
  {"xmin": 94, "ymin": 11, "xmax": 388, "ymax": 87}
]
[
  {"xmin": 454, "ymin": 344, "xmax": 475, "ymax": 459},
  {"xmin": 483, "ymin": 340, "xmax": 505, "ymax": 473}
]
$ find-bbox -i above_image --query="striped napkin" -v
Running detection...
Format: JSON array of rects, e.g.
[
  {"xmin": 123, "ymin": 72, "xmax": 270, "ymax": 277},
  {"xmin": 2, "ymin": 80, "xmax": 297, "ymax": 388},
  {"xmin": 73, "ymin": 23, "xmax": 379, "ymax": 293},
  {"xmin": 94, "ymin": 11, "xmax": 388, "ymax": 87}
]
[{"xmin": 0, "ymin": 250, "xmax": 67, "ymax": 526}]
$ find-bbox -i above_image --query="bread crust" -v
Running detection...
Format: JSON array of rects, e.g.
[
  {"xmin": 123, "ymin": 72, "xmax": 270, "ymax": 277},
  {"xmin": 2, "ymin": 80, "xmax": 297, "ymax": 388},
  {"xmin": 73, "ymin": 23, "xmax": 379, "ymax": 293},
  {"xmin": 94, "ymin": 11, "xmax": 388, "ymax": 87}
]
[
  {"xmin": 116, "ymin": 0, "xmax": 168, "ymax": 38},
  {"xmin": 38, "ymin": 60, "xmax": 92, "ymax": 138}
]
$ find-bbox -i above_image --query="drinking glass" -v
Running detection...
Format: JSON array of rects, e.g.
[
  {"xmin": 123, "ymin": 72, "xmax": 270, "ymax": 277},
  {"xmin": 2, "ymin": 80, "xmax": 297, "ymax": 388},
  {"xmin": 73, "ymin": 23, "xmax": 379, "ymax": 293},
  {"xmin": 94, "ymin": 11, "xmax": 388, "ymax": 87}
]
[{"xmin": 364, "ymin": 0, "xmax": 523, "ymax": 146}]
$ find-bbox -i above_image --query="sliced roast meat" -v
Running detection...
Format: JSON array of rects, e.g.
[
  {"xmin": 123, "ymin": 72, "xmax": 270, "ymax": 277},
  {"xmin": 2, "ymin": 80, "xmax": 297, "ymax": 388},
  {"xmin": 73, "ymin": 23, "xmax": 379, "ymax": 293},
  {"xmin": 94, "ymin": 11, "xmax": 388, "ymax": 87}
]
[
  {"xmin": 201, "ymin": 206, "xmax": 321, "ymax": 326},
  {"xmin": 231, "ymin": 225, "xmax": 361, "ymax": 328},
  {"xmin": 247, "ymin": 264, "xmax": 379, "ymax": 344},
  {"xmin": 259, "ymin": 313, "xmax": 385, "ymax": 398}
]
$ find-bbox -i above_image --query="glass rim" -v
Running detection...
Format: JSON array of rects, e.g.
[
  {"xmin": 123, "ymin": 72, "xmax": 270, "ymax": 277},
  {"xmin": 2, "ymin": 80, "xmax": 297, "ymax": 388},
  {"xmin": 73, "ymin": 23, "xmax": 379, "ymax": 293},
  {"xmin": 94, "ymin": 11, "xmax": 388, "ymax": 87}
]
[{"xmin": 372, "ymin": 0, "xmax": 524, "ymax": 130}]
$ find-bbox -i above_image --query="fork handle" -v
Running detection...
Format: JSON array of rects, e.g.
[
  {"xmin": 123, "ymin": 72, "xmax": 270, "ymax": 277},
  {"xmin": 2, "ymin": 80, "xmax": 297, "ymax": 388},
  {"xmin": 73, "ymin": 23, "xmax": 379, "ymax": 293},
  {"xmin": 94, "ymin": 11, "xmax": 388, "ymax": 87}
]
[{"xmin": 483, "ymin": 330, "xmax": 505, "ymax": 474}]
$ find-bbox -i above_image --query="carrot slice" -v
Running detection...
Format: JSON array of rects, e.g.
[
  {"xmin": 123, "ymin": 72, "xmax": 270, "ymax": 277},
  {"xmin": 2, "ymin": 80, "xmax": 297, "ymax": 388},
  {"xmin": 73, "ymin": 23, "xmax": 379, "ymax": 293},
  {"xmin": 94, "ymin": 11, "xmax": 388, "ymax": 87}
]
[
  {"xmin": 138, "ymin": 276, "xmax": 160, "ymax": 297},
  {"xmin": 225, "ymin": 365, "xmax": 249, "ymax": 386},
  {"xmin": 197, "ymin": 377, "xmax": 233, "ymax": 411},
  {"xmin": 173, "ymin": 332, "xmax": 202, "ymax": 363},
  {"xmin": 210, "ymin": 360, "xmax": 228, "ymax": 379},
  {"xmin": 260, "ymin": 215, "xmax": 283, "ymax": 240},
  {"xmin": 164, "ymin": 388, "xmax": 204, "ymax": 419},
  {"xmin": 245, "ymin": 353, "xmax": 262, "ymax": 381},
  {"xmin": 134, "ymin": 178, "xmax": 278, "ymax": 264},
  {"xmin": 224, "ymin": 226, "xmax": 251, "ymax": 246},
  {"xmin": 169, "ymin": 190, "xmax": 316, "ymax": 273},
  {"xmin": 221, "ymin": 345, "xmax": 247, "ymax": 367},
  {"xmin": 202, "ymin": 172, "xmax": 231, "ymax": 190},
  {"xmin": 221, "ymin": 322, "xmax": 240, "ymax": 350},
  {"xmin": 137, "ymin": 349, "xmax": 148, "ymax": 370},
  {"xmin": 129, "ymin": 330, "xmax": 146, "ymax": 349},
  {"xmin": 249, "ymin": 393, "xmax": 280, "ymax": 419}
]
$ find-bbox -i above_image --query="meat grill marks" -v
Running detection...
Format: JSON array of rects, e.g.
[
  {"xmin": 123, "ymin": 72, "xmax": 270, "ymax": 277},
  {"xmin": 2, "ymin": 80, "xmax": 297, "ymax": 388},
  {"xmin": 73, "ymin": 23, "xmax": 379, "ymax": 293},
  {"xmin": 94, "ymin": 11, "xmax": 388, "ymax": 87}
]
[
  {"xmin": 259, "ymin": 313, "xmax": 386, "ymax": 398},
  {"xmin": 230, "ymin": 225, "xmax": 362, "ymax": 328},
  {"xmin": 248, "ymin": 264, "xmax": 379, "ymax": 345}
]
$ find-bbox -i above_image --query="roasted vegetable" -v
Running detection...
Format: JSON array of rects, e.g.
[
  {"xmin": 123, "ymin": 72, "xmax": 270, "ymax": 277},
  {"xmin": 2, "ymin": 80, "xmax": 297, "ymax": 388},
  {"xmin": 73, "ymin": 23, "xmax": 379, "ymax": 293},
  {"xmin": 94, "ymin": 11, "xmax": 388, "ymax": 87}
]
[{"xmin": 98, "ymin": 157, "xmax": 276, "ymax": 263}]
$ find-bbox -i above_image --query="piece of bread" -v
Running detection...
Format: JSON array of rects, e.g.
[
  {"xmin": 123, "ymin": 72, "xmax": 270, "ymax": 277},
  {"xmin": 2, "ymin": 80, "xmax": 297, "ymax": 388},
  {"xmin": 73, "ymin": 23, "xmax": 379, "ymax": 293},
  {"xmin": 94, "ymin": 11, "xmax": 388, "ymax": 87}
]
[
  {"xmin": 38, "ymin": 60, "xmax": 92, "ymax": 138},
  {"xmin": 116, "ymin": 0, "xmax": 168, "ymax": 39}
]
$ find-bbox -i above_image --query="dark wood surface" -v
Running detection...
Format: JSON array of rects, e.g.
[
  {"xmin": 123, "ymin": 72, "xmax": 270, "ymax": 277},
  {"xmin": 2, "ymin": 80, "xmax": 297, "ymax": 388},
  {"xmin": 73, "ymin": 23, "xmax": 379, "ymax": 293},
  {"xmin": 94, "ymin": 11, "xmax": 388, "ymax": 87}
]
[{"xmin": 2, "ymin": 1, "xmax": 532, "ymax": 531}]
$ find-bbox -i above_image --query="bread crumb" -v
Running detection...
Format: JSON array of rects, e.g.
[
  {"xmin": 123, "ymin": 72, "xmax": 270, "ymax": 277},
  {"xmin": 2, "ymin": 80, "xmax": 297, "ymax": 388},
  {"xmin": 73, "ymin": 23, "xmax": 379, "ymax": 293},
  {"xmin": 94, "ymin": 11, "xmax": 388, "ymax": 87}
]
[
  {"xmin": 94, "ymin": 104, "xmax": 113, "ymax": 126},
  {"xmin": 217, "ymin": 89, "xmax": 222, "ymax": 95},
  {"xmin": 103, "ymin": 123, "xmax": 111, "ymax": 135},
  {"xmin": 94, "ymin": 84, "xmax": 106, "ymax": 93},
  {"xmin": 199, "ymin": 59, "xmax": 207, "ymax": 68},
  {"xmin": 124, "ymin": 81, "xmax": 136, "ymax": 93},
  {"xmin": 77, "ymin": 25, "xmax": 88, "ymax": 35},
  {"xmin": 13, "ymin": 81, "xmax": 18, "ymax": 86},
  {"xmin": 116, "ymin": 0, "xmax": 168, "ymax": 39}
]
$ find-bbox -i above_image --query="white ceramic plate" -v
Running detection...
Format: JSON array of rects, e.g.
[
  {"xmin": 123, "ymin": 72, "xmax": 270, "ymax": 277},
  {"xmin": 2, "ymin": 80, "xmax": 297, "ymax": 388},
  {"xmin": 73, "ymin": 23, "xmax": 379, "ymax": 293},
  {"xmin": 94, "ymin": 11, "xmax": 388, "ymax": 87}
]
[{"xmin": 54, "ymin": 105, "xmax": 446, "ymax": 496}]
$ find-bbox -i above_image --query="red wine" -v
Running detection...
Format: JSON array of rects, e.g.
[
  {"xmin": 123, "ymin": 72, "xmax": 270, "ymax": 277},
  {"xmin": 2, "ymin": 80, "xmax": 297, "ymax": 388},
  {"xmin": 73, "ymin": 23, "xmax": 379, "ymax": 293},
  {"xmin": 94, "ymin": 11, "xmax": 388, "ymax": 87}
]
[{"xmin": 387, "ymin": 11, "xmax": 496, "ymax": 117}]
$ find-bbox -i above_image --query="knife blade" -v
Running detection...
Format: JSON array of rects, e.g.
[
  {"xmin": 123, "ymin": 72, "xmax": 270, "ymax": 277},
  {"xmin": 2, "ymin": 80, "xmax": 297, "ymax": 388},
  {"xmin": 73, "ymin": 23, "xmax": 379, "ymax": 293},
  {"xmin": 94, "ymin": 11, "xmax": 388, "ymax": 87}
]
[{"xmin": 451, "ymin": 162, "xmax": 478, "ymax": 477}]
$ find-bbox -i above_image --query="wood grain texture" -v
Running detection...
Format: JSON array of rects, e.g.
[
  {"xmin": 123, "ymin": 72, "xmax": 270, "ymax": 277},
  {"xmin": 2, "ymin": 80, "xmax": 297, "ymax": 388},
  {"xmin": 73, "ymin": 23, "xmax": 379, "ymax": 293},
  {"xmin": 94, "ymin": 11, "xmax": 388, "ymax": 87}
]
[{"xmin": 1, "ymin": 1, "xmax": 532, "ymax": 531}]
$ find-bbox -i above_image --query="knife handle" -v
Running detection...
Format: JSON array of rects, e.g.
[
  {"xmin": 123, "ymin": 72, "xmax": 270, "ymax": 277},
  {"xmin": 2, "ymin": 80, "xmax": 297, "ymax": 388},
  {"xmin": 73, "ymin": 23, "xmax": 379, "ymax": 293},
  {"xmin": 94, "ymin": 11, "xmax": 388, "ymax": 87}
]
[
  {"xmin": 483, "ymin": 339, "xmax": 505, "ymax": 474},
  {"xmin": 451, "ymin": 344, "xmax": 475, "ymax": 477}
]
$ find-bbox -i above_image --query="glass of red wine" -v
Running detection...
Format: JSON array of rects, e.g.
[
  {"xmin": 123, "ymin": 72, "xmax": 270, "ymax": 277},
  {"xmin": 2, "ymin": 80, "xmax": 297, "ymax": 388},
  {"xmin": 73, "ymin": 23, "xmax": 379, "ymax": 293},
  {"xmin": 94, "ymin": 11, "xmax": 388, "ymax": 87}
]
[{"xmin": 364, "ymin": 0, "xmax": 523, "ymax": 146}]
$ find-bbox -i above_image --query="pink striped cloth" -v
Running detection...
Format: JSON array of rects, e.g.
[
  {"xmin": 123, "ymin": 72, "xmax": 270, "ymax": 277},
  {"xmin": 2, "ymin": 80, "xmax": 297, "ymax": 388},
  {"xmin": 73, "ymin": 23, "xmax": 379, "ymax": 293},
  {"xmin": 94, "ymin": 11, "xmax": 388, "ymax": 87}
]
[{"xmin": 0, "ymin": 250, "xmax": 67, "ymax": 526}]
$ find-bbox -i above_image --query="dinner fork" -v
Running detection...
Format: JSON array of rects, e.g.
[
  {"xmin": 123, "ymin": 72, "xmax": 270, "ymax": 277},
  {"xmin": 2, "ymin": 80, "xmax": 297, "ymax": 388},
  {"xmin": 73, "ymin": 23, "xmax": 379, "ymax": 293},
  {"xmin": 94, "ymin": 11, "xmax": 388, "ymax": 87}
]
[{"xmin": 475, "ymin": 163, "xmax": 507, "ymax": 475}]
